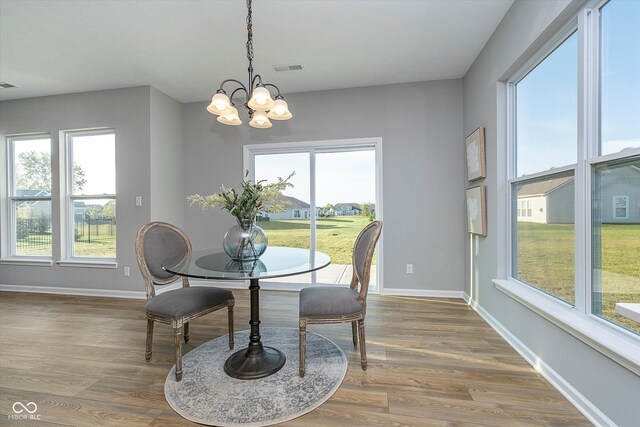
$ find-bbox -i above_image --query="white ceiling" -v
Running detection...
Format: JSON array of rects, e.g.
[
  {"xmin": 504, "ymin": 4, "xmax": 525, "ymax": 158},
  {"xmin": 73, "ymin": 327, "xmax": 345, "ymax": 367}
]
[{"xmin": 0, "ymin": 0, "xmax": 513, "ymax": 103}]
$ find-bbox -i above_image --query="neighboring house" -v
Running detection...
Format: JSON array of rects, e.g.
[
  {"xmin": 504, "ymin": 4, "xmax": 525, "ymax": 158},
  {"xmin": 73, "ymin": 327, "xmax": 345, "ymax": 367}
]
[
  {"xmin": 334, "ymin": 203, "xmax": 362, "ymax": 216},
  {"xmin": 517, "ymin": 165, "xmax": 640, "ymax": 224},
  {"xmin": 15, "ymin": 189, "xmax": 50, "ymax": 217},
  {"xmin": 516, "ymin": 176, "xmax": 574, "ymax": 224},
  {"xmin": 261, "ymin": 195, "xmax": 317, "ymax": 220}
]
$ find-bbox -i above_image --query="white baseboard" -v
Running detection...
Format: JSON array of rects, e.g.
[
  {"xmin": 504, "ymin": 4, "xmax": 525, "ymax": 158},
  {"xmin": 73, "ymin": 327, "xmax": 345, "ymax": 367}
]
[
  {"xmin": 466, "ymin": 295, "xmax": 614, "ymax": 427},
  {"xmin": 0, "ymin": 280, "xmax": 305, "ymax": 299},
  {"xmin": 0, "ymin": 284, "xmax": 146, "ymax": 299},
  {"xmin": 382, "ymin": 288, "xmax": 465, "ymax": 299}
]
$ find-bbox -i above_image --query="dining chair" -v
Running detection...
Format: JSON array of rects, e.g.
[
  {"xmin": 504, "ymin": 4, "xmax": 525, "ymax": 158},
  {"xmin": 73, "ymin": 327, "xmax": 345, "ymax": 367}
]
[
  {"xmin": 135, "ymin": 221, "xmax": 235, "ymax": 381},
  {"xmin": 298, "ymin": 220, "xmax": 382, "ymax": 377}
]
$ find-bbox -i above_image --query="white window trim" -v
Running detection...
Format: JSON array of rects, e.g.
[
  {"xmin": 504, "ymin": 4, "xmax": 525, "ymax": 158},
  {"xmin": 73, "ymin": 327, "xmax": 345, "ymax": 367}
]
[
  {"xmin": 2, "ymin": 134, "xmax": 53, "ymax": 260},
  {"xmin": 243, "ymin": 137, "xmax": 384, "ymax": 293},
  {"xmin": 612, "ymin": 195, "xmax": 629, "ymax": 219},
  {"xmin": 63, "ymin": 129, "xmax": 116, "ymax": 261},
  {"xmin": 497, "ymin": 0, "xmax": 640, "ymax": 374},
  {"xmin": 494, "ymin": 278, "xmax": 640, "ymax": 376}
]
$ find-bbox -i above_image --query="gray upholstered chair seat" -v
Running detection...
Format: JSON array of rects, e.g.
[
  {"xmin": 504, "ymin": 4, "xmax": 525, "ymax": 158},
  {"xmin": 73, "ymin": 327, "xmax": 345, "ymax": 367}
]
[
  {"xmin": 145, "ymin": 287, "xmax": 234, "ymax": 319},
  {"xmin": 136, "ymin": 221, "xmax": 235, "ymax": 382},
  {"xmin": 299, "ymin": 287, "xmax": 362, "ymax": 317},
  {"xmin": 298, "ymin": 220, "xmax": 383, "ymax": 377}
]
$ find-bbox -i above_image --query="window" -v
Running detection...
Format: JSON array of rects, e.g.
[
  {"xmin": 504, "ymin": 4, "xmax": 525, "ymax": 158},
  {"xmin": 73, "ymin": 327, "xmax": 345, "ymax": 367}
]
[
  {"xmin": 247, "ymin": 138, "xmax": 381, "ymax": 290},
  {"xmin": 66, "ymin": 130, "xmax": 116, "ymax": 259},
  {"xmin": 507, "ymin": 0, "xmax": 640, "ymax": 338},
  {"xmin": 591, "ymin": 0, "xmax": 640, "ymax": 333},
  {"xmin": 612, "ymin": 196, "xmax": 628, "ymax": 219},
  {"xmin": 7, "ymin": 135, "xmax": 52, "ymax": 257},
  {"xmin": 517, "ymin": 200, "xmax": 533, "ymax": 218},
  {"xmin": 512, "ymin": 31, "xmax": 578, "ymax": 305},
  {"xmin": 293, "ymin": 209, "xmax": 301, "ymax": 218}
]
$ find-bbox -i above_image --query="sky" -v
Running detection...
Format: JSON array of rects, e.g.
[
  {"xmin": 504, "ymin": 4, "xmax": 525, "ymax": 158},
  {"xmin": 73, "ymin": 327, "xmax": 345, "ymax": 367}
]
[
  {"xmin": 254, "ymin": 150, "xmax": 376, "ymax": 206},
  {"xmin": 13, "ymin": 133, "xmax": 115, "ymax": 197},
  {"xmin": 516, "ymin": 0, "xmax": 639, "ymax": 177}
]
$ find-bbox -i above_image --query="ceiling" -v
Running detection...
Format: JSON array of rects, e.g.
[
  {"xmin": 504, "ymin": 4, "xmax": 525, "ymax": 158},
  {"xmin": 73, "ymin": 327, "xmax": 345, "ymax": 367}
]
[{"xmin": 0, "ymin": 0, "xmax": 513, "ymax": 103}]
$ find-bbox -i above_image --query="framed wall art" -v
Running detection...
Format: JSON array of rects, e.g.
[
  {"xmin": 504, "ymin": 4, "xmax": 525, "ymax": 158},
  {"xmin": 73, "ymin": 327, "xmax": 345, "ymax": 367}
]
[
  {"xmin": 466, "ymin": 185, "xmax": 487, "ymax": 236},
  {"xmin": 465, "ymin": 127, "xmax": 486, "ymax": 181}
]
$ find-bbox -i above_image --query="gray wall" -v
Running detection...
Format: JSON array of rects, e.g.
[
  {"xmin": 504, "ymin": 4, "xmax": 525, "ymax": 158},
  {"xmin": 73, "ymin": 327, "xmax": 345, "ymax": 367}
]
[
  {"xmin": 182, "ymin": 80, "xmax": 465, "ymax": 293},
  {"xmin": 1, "ymin": 80, "xmax": 464, "ymax": 295},
  {"xmin": 150, "ymin": 87, "xmax": 185, "ymax": 225},
  {"xmin": 463, "ymin": 0, "xmax": 640, "ymax": 425},
  {"xmin": 1, "ymin": 86, "xmax": 158, "ymax": 292}
]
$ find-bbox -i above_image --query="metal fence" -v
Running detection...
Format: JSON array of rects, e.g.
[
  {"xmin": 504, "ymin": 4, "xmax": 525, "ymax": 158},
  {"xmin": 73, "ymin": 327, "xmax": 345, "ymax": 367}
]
[
  {"xmin": 16, "ymin": 217, "xmax": 52, "ymax": 251},
  {"xmin": 74, "ymin": 214, "xmax": 116, "ymax": 243},
  {"xmin": 16, "ymin": 216, "xmax": 116, "ymax": 251}
]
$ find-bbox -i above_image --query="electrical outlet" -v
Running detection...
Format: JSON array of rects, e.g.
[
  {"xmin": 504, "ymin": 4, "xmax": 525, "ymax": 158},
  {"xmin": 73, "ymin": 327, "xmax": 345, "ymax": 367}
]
[
  {"xmin": 124, "ymin": 266, "xmax": 130, "ymax": 277},
  {"xmin": 406, "ymin": 264, "xmax": 413, "ymax": 274},
  {"xmin": 135, "ymin": 196, "xmax": 142, "ymax": 207}
]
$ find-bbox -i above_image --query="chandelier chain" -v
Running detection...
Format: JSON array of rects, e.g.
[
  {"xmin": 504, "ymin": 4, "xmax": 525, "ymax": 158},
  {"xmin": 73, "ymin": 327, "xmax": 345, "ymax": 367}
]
[{"xmin": 246, "ymin": 0, "xmax": 254, "ymax": 84}]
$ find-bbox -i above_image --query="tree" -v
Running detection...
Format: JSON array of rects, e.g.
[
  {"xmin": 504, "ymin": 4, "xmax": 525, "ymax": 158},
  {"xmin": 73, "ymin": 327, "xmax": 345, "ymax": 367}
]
[
  {"xmin": 16, "ymin": 151, "xmax": 50, "ymax": 192},
  {"xmin": 16, "ymin": 151, "xmax": 86, "ymax": 192},
  {"xmin": 361, "ymin": 203, "xmax": 375, "ymax": 221},
  {"xmin": 102, "ymin": 200, "xmax": 116, "ymax": 219},
  {"xmin": 319, "ymin": 203, "xmax": 334, "ymax": 218}
]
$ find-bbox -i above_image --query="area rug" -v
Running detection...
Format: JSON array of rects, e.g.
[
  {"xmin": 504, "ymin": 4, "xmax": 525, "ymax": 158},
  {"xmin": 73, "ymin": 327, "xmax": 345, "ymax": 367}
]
[{"xmin": 164, "ymin": 327, "xmax": 347, "ymax": 426}]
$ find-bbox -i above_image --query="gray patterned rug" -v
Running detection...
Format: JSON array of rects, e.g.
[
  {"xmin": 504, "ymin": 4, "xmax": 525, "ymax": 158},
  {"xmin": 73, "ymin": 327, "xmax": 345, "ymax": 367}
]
[{"xmin": 164, "ymin": 327, "xmax": 347, "ymax": 426}]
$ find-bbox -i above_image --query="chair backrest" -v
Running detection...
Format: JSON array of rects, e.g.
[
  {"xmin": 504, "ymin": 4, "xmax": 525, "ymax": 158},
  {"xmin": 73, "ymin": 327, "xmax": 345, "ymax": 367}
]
[
  {"xmin": 351, "ymin": 220, "xmax": 383, "ymax": 301},
  {"xmin": 135, "ymin": 221, "xmax": 192, "ymax": 299}
]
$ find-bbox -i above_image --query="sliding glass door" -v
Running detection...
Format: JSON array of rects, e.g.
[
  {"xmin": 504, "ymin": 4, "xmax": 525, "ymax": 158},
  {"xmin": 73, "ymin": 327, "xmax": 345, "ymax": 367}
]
[{"xmin": 246, "ymin": 138, "xmax": 382, "ymax": 291}]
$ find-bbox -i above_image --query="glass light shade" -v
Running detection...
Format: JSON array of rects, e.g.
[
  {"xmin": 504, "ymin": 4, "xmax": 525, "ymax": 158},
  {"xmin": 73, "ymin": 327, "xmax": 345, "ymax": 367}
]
[
  {"xmin": 206, "ymin": 92, "xmax": 232, "ymax": 115},
  {"xmin": 249, "ymin": 111, "xmax": 273, "ymax": 128},
  {"xmin": 217, "ymin": 106, "xmax": 242, "ymax": 125},
  {"xmin": 247, "ymin": 86, "xmax": 275, "ymax": 111},
  {"xmin": 267, "ymin": 99, "xmax": 292, "ymax": 120}
]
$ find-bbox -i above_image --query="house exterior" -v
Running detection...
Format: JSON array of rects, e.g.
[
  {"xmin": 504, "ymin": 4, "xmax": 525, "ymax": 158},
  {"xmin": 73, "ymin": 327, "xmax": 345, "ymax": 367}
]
[
  {"xmin": 333, "ymin": 203, "xmax": 362, "ymax": 216},
  {"xmin": 517, "ymin": 165, "xmax": 640, "ymax": 224},
  {"xmin": 15, "ymin": 189, "xmax": 50, "ymax": 217},
  {"xmin": 260, "ymin": 195, "xmax": 318, "ymax": 220}
]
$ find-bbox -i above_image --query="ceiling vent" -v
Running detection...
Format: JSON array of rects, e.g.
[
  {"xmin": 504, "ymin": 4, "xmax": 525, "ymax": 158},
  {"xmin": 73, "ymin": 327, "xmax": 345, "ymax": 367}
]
[
  {"xmin": 0, "ymin": 82, "xmax": 18, "ymax": 89},
  {"xmin": 274, "ymin": 64, "xmax": 303, "ymax": 72}
]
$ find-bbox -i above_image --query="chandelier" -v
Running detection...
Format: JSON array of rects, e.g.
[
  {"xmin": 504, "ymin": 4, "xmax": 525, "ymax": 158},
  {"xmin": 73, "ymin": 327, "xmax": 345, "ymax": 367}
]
[{"xmin": 206, "ymin": 0, "xmax": 292, "ymax": 128}]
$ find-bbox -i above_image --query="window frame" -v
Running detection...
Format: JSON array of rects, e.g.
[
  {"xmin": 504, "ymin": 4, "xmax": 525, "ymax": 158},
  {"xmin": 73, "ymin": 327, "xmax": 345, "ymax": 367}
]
[
  {"xmin": 63, "ymin": 128, "xmax": 116, "ymax": 262},
  {"xmin": 244, "ymin": 137, "xmax": 383, "ymax": 292},
  {"xmin": 5, "ymin": 134, "xmax": 53, "ymax": 260},
  {"xmin": 496, "ymin": 0, "xmax": 640, "ymax": 375}
]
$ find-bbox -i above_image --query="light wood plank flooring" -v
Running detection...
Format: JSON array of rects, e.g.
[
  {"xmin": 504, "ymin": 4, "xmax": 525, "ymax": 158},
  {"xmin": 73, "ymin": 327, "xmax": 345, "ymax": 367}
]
[{"xmin": 0, "ymin": 290, "xmax": 590, "ymax": 426}]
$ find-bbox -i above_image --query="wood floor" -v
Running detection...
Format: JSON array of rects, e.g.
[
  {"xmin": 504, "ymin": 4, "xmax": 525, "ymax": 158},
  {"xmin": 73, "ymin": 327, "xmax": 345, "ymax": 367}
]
[{"xmin": 0, "ymin": 290, "xmax": 590, "ymax": 426}]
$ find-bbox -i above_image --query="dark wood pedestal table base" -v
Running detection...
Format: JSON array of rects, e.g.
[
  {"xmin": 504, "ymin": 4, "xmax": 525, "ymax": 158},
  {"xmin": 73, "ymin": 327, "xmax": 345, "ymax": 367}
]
[{"xmin": 163, "ymin": 247, "xmax": 330, "ymax": 380}]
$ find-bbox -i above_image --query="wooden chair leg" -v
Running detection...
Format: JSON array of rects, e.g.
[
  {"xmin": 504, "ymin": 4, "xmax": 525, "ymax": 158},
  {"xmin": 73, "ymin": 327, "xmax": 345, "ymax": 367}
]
[
  {"xmin": 145, "ymin": 319, "xmax": 154, "ymax": 361},
  {"xmin": 174, "ymin": 325, "xmax": 183, "ymax": 381},
  {"xmin": 351, "ymin": 321, "xmax": 358, "ymax": 347},
  {"xmin": 183, "ymin": 321, "xmax": 190, "ymax": 343},
  {"xmin": 299, "ymin": 318, "xmax": 307, "ymax": 377},
  {"xmin": 228, "ymin": 299, "xmax": 235, "ymax": 350},
  {"xmin": 358, "ymin": 319, "xmax": 367, "ymax": 370}
]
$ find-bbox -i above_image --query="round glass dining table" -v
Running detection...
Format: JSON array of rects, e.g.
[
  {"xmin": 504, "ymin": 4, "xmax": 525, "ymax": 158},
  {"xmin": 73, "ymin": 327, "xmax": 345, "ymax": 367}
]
[{"xmin": 162, "ymin": 246, "xmax": 330, "ymax": 380}]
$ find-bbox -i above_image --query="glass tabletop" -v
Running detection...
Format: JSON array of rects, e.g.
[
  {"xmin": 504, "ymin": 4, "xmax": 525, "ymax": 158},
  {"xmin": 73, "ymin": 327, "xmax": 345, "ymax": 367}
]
[{"xmin": 162, "ymin": 246, "xmax": 331, "ymax": 280}]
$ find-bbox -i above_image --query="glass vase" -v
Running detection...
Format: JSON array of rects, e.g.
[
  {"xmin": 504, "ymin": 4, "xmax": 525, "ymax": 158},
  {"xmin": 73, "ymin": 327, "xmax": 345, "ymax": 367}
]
[{"xmin": 223, "ymin": 219, "xmax": 268, "ymax": 261}]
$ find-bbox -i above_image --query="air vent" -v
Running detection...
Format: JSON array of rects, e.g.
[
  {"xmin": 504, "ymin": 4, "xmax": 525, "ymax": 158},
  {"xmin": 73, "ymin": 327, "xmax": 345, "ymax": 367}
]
[
  {"xmin": 274, "ymin": 64, "xmax": 303, "ymax": 72},
  {"xmin": 0, "ymin": 82, "xmax": 18, "ymax": 89}
]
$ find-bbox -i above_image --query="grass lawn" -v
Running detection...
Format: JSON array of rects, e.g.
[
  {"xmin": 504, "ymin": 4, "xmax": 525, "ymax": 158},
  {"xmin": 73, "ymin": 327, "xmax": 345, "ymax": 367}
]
[
  {"xmin": 17, "ymin": 224, "xmax": 116, "ymax": 258},
  {"xmin": 259, "ymin": 216, "xmax": 374, "ymax": 265},
  {"xmin": 517, "ymin": 222, "xmax": 640, "ymax": 334}
]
